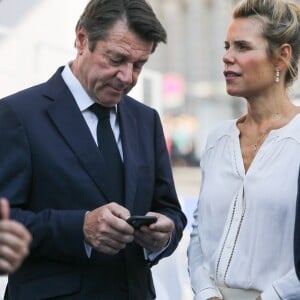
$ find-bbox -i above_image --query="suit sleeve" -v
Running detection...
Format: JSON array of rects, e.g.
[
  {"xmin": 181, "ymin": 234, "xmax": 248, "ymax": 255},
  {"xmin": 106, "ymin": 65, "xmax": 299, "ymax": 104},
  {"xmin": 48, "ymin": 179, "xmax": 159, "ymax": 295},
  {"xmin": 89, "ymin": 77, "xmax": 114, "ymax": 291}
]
[{"xmin": 0, "ymin": 101, "xmax": 87, "ymax": 263}]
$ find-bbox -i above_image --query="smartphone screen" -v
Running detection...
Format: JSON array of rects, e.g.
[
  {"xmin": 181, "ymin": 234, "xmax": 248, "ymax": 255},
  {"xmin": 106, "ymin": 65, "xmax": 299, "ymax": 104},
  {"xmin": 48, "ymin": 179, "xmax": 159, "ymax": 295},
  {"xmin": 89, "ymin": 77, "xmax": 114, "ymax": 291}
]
[{"xmin": 127, "ymin": 215, "xmax": 157, "ymax": 229}]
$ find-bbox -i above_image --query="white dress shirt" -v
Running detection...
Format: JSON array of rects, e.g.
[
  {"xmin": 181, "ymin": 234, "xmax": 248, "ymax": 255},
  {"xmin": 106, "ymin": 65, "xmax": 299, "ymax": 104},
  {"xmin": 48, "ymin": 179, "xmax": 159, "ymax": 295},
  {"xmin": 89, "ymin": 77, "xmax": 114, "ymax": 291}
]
[
  {"xmin": 61, "ymin": 62, "xmax": 123, "ymax": 158},
  {"xmin": 188, "ymin": 115, "xmax": 300, "ymax": 300}
]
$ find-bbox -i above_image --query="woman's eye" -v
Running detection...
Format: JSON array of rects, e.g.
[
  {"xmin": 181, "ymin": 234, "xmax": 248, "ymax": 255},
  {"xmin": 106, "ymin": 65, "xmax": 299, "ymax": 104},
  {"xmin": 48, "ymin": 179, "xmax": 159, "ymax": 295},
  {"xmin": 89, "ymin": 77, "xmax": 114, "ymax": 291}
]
[
  {"xmin": 224, "ymin": 42, "xmax": 230, "ymax": 51},
  {"xmin": 236, "ymin": 43, "xmax": 249, "ymax": 51}
]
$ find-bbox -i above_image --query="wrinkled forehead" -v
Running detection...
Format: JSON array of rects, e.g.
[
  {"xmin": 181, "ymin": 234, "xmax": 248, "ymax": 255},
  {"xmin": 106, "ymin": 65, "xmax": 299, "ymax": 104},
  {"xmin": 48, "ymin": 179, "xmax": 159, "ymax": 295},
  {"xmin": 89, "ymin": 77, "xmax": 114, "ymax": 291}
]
[
  {"xmin": 91, "ymin": 24, "xmax": 153, "ymax": 63},
  {"xmin": 103, "ymin": 19, "xmax": 154, "ymax": 51}
]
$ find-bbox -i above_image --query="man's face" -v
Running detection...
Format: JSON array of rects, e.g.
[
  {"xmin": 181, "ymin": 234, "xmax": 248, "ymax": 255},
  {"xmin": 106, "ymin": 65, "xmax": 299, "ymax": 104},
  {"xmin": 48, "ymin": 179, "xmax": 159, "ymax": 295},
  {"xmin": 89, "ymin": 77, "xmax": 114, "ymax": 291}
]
[{"xmin": 72, "ymin": 20, "xmax": 154, "ymax": 107}]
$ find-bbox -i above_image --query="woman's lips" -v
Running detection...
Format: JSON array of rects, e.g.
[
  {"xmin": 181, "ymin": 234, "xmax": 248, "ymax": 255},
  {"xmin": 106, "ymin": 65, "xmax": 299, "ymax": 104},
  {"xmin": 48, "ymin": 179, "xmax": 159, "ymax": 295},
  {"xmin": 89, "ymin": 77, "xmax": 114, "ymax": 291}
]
[{"xmin": 223, "ymin": 71, "xmax": 241, "ymax": 78}]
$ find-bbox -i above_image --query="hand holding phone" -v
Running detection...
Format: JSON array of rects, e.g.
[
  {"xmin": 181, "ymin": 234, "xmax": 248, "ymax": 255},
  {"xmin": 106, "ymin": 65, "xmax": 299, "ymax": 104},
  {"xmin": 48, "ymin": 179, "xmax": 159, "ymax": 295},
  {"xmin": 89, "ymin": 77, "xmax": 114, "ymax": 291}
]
[{"xmin": 127, "ymin": 215, "xmax": 157, "ymax": 229}]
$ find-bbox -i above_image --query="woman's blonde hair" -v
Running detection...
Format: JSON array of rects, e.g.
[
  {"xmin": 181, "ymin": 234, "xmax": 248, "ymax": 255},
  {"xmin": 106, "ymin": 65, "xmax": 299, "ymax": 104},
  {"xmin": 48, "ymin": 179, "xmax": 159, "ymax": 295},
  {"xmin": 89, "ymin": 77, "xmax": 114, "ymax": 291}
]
[{"xmin": 233, "ymin": 0, "xmax": 300, "ymax": 86}]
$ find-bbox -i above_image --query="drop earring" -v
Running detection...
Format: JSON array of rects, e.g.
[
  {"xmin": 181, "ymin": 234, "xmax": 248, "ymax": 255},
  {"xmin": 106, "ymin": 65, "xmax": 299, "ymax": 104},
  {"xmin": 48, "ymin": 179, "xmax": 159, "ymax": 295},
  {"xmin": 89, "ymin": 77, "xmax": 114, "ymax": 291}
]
[{"xmin": 275, "ymin": 69, "xmax": 280, "ymax": 83}]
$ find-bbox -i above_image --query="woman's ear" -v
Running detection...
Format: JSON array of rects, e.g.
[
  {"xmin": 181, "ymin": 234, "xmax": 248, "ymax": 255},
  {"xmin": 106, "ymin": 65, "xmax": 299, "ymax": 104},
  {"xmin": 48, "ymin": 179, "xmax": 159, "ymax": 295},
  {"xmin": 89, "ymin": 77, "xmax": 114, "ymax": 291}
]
[{"xmin": 276, "ymin": 43, "xmax": 292, "ymax": 70}]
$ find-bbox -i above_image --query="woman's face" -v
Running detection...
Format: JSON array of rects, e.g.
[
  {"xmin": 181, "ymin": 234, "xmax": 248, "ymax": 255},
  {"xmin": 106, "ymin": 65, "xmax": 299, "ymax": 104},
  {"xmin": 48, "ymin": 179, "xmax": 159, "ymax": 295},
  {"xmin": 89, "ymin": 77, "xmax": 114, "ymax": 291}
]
[{"xmin": 223, "ymin": 17, "xmax": 276, "ymax": 99}]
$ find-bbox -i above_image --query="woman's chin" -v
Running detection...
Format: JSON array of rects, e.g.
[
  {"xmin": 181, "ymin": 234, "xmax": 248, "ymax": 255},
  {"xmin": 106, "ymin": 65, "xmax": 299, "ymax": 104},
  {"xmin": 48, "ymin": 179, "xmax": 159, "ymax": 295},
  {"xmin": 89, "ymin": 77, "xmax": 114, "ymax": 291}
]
[{"xmin": 226, "ymin": 88, "xmax": 242, "ymax": 97}]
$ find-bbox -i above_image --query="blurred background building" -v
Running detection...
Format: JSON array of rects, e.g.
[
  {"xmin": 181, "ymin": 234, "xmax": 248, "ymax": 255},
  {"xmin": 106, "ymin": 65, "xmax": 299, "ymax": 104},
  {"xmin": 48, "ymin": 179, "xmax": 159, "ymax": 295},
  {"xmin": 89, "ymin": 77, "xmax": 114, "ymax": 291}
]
[
  {"xmin": 1, "ymin": 0, "xmax": 300, "ymax": 299},
  {"xmin": 1, "ymin": 0, "xmax": 300, "ymax": 163}
]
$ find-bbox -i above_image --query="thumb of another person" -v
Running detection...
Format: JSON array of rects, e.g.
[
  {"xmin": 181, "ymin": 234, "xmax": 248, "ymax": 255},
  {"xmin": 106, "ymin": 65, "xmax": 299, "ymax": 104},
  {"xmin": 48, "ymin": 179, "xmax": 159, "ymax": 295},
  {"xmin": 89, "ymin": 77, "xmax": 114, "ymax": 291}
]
[{"xmin": 0, "ymin": 198, "xmax": 10, "ymax": 220}]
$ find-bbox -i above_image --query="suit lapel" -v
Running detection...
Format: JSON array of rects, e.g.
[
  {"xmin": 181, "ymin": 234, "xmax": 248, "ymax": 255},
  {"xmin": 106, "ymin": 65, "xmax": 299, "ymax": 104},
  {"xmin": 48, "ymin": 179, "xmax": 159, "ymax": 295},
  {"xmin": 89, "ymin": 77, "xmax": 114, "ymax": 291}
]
[
  {"xmin": 118, "ymin": 100, "xmax": 138, "ymax": 212},
  {"xmin": 43, "ymin": 69, "xmax": 110, "ymax": 201}
]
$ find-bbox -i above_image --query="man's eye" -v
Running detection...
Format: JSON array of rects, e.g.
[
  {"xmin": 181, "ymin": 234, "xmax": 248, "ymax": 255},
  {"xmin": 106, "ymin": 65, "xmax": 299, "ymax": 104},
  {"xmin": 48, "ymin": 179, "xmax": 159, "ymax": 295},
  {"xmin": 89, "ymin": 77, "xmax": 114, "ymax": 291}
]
[
  {"xmin": 134, "ymin": 62, "xmax": 144, "ymax": 70},
  {"xmin": 110, "ymin": 57, "xmax": 122, "ymax": 64},
  {"xmin": 107, "ymin": 54, "xmax": 124, "ymax": 64}
]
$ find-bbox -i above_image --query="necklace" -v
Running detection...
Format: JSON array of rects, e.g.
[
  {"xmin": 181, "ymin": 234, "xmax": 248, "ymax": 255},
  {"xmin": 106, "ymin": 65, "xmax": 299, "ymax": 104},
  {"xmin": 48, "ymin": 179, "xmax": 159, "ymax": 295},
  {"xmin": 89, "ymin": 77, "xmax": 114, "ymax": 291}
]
[
  {"xmin": 239, "ymin": 113, "xmax": 282, "ymax": 153},
  {"xmin": 245, "ymin": 131, "xmax": 269, "ymax": 152}
]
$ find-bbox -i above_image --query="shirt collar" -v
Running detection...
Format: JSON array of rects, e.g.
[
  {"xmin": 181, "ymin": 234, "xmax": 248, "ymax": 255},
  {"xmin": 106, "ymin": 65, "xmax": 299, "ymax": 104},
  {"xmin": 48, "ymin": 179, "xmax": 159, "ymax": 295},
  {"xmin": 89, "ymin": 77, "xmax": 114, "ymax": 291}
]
[{"xmin": 61, "ymin": 62, "xmax": 118, "ymax": 113}]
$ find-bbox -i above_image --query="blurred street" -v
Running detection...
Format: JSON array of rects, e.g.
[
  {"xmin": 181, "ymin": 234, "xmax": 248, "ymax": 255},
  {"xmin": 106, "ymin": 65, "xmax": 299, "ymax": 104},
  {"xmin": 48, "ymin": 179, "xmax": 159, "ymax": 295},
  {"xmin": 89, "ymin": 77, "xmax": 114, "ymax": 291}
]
[
  {"xmin": 0, "ymin": 167, "xmax": 201, "ymax": 300},
  {"xmin": 152, "ymin": 166, "xmax": 201, "ymax": 300}
]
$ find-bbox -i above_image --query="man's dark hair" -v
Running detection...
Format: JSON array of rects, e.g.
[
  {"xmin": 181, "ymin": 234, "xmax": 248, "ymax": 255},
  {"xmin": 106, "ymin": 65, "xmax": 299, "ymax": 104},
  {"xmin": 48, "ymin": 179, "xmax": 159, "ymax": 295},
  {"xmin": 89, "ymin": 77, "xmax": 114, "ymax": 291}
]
[{"xmin": 76, "ymin": 0, "xmax": 167, "ymax": 53}]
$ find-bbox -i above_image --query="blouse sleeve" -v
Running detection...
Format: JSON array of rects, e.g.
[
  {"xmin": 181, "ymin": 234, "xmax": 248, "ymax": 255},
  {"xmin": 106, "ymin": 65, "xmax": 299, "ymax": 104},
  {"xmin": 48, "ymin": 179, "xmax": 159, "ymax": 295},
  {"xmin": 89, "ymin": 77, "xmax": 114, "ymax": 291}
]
[
  {"xmin": 187, "ymin": 196, "xmax": 223, "ymax": 299},
  {"xmin": 187, "ymin": 120, "xmax": 234, "ymax": 300},
  {"xmin": 261, "ymin": 268, "xmax": 300, "ymax": 300},
  {"xmin": 187, "ymin": 142, "xmax": 223, "ymax": 300}
]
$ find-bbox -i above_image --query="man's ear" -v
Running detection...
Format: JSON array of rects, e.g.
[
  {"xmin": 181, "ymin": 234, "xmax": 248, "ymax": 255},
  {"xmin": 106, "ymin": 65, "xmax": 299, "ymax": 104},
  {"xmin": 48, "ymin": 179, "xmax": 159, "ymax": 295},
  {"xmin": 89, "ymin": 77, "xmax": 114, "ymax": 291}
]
[{"xmin": 75, "ymin": 27, "xmax": 88, "ymax": 54}]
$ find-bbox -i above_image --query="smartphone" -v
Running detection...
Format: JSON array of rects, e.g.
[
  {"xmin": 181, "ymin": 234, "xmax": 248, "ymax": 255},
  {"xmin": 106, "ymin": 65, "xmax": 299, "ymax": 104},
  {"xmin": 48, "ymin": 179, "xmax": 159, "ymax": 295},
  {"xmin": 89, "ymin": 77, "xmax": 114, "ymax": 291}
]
[{"xmin": 127, "ymin": 215, "xmax": 157, "ymax": 229}]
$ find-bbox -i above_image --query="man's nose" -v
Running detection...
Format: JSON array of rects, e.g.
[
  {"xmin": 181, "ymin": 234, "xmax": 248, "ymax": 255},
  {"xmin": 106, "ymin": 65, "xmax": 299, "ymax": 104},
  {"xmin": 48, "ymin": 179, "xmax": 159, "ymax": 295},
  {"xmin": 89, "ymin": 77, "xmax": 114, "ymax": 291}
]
[{"xmin": 117, "ymin": 63, "xmax": 133, "ymax": 85}]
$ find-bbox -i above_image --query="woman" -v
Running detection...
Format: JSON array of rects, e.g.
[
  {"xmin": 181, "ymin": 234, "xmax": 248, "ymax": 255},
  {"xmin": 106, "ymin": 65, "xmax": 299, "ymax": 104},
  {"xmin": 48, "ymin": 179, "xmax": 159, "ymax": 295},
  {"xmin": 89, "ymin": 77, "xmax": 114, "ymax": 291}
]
[{"xmin": 188, "ymin": 0, "xmax": 300, "ymax": 299}]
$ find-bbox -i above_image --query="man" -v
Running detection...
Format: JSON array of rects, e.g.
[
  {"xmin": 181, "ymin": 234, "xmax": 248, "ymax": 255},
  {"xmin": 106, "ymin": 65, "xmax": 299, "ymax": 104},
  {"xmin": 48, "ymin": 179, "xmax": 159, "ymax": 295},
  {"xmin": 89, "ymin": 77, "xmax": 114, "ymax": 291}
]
[
  {"xmin": 0, "ymin": 0, "xmax": 32, "ymax": 278},
  {"xmin": 0, "ymin": 0, "xmax": 187, "ymax": 299},
  {"xmin": 0, "ymin": 198, "xmax": 31, "ymax": 275},
  {"xmin": 295, "ymin": 172, "xmax": 300, "ymax": 280}
]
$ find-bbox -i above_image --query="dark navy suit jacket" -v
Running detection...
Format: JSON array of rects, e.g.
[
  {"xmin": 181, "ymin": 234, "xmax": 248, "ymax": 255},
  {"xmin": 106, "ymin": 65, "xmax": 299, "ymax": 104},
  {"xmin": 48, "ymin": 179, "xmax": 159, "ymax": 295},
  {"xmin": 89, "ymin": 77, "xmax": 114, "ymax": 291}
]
[
  {"xmin": 0, "ymin": 67, "xmax": 186, "ymax": 299},
  {"xmin": 295, "ymin": 169, "xmax": 300, "ymax": 280}
]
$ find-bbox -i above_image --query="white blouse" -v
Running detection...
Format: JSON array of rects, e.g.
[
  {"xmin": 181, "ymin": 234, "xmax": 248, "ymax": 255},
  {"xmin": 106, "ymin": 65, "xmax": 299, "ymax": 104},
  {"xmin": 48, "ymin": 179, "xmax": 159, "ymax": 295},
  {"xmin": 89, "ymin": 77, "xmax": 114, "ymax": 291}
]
[{"xmin": 188, "ymin": 115, "xmax": 300, "ymax": 300}]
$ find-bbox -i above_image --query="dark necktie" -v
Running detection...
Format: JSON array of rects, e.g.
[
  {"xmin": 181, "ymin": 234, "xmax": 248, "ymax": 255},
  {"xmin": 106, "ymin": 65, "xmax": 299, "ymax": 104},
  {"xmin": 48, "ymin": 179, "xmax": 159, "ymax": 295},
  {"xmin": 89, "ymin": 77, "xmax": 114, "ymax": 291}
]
[{"xmin": 90, "ymin": 103, "xmax": 124, "ymax": 204}]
